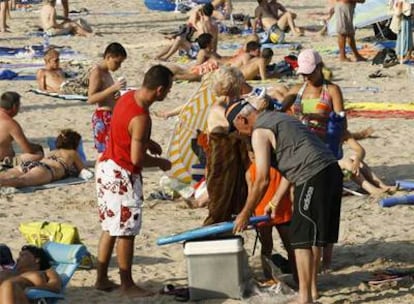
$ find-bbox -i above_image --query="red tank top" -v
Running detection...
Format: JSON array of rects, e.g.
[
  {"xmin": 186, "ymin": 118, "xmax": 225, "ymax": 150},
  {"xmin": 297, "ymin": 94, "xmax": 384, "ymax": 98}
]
[{"xmin": 101, "ymin": 90, "xmax": 149, "ymax": 173}]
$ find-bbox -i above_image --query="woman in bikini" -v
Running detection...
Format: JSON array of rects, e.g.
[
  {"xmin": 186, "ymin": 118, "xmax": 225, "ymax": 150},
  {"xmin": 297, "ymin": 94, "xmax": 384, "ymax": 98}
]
[
  {"xmin": 0, "ymin": 129, "xmax": 88, "ymax": 188},
  {"xmin": 282, "ymin": 49, "xmax": 345, "ymax": 274}
]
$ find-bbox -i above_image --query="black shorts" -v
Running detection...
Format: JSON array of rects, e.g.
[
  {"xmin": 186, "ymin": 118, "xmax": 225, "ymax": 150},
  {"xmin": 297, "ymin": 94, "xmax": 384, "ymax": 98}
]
[{"xmin": 290, "ymin": 163, "xmax": 343, "ymax": 249}]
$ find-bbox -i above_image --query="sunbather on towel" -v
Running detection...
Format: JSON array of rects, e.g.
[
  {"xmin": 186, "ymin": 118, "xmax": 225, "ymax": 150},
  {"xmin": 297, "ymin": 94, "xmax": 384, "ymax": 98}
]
[
  {"xmin": 36, "ymin": 48, "xmax": 89, "ymax": 96},
  {"xmin": 166, "ymin": 33, "xmax": 222, "ymax": 81},
  {"xmin": 0, "ymin": 245, "xmax": 61, "ymax": 304},
  {"xmin": 0, "ymin": 129, "xmax": 91, "ymax": 188},
  {"xmin": 40, "ymin": 0, "xmax": 92, "ymax": 37},
  {"xmin": 0, "ymin": 92, "xmax": 44, "ymax": 170}
]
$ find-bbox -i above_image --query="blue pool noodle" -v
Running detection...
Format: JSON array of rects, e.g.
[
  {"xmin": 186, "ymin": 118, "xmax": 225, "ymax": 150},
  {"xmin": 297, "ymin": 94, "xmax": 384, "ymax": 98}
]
[
  {"xmin": 396, "ymin": 180, "xmax": 414, "ymax": 190},
  {"xmin": 379, "ymin": 195, "xmax": 414, "ymax": 207}
]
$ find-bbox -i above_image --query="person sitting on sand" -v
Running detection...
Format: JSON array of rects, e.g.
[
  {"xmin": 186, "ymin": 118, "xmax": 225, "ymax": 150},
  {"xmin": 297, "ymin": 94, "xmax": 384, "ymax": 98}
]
[
  {"xmin": 36, "ymin": 48, "xmax": 89, "ymax": 96},
  {"xmin": 40, "ymin": 0, "xmax": 92, "ymax": 37},
  {"xmin": 155, "ymin": 3, "xmax": 218, "ymax": 61},
  {"xmin": 240, "ymin": 48, "xmax": 279, "ymax": 80},
  {"xmin": 0, "ymin": 92, "xmax": 43, "ymax": 170},
  {"xmin": 339, "ymin": 129, "xmax": 397, "ymax": 196},
  {"xmin": 88, "ymin": 42, "xmax": 127, "ymax": 154},
  {"xmin": 0, "ymin": 129, "xmax": 91, "ymax": 188},
  {"xmin": 0, "ymin": 245, "xmax": 61, "ymax": 304},
  {"xmin": 253, "ymin": 0, "xmax": 302, "ymax": 36}
]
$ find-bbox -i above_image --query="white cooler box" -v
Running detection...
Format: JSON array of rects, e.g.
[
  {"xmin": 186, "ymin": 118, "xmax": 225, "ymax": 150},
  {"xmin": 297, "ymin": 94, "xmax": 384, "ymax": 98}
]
[{"xmin": 184, "ymin": 237, "xmax": 249, "ymax": 301}]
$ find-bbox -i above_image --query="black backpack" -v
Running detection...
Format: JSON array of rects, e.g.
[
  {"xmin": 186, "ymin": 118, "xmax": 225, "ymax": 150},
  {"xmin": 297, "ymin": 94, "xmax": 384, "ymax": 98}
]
[{"xmin": 0, "ymin": 244, "xmax": 14, "ymax": 267}]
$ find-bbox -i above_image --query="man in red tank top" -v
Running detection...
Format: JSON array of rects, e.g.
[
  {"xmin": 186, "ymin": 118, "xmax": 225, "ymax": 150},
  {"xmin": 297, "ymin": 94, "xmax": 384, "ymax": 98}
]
[{"xmin": 95, "ymin": 65, "xmax": 173, "ymax": 297}]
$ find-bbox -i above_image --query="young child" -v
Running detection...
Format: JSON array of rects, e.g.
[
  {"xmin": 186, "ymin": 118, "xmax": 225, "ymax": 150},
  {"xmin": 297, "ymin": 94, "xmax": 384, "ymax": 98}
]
[
  {"xmin": 246, "ymin": 150, "xmax": 296, "ymax": 281},
  {"xmin": 88, "ymin": 42, "xmax": 127, "ymax": 154},
  {"xmin": 36, "ymin": 48, "xmax": 89, "ymax": 96},
  {"xmin": 40, "ymin": 0, "xmax": 93, "ymax": 37},
  {"xmin": 240, "ymin": 48, "xmax": 278, "ymax": 80}
]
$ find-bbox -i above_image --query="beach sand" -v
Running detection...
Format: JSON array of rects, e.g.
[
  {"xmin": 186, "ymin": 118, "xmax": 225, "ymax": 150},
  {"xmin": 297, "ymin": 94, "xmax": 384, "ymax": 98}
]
[{"xmin": 0, "ymin": 0, "xmax": 413, "ymax": 303}]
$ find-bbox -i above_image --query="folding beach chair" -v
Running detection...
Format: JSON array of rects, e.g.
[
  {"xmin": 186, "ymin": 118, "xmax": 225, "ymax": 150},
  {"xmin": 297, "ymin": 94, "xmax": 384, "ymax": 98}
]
[{"xmin": 26, "ymin": 242, "xmax": 88, "ymax": 304}]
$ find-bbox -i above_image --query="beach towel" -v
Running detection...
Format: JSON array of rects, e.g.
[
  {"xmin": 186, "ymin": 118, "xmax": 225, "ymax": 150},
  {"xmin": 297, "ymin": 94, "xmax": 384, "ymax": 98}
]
[
  {"xmin": 29, "ymin": 89, "xmax": 88, "ymax": 101},
  {"xmin": 345, "ymin": 101, "xmax": 414, "ymax": 119},
  {"xmin": 0, "ymin": 177, "xmax": 90, "ymax": 194},
  {"xmin": 166, "ymin": 75, "xmax": 217, "ymax": 183},
  {"xmin": 0, "ymin": 69, "xmax": 36, "ymax": 81},
  {"xmin": 204, "ymin": 132, "xmax": 249, "ymax": 225}
]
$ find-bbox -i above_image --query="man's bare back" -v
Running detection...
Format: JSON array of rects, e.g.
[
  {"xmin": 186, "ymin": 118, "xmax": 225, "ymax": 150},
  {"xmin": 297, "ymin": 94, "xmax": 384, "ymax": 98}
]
[
  {"xmin": 0, "ymin": 111, "xmax": 22, "ymax": 160},
  {"xmin": 240, "ymin": 57, "xmax": 265, "ymax": 80}
]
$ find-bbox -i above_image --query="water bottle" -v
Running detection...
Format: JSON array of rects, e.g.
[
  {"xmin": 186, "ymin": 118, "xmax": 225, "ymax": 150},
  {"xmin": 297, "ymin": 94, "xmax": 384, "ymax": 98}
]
[
  {"xmin": 251, "ymin": 87, "xmax": 266, "ymax": 98},
  {"xmin": 43, "ymin": 32, "xmax": 50, "ymax": 52},
  {"xmin": 326, "ymin": 111, "xmax": 345, "ymax": 159}
]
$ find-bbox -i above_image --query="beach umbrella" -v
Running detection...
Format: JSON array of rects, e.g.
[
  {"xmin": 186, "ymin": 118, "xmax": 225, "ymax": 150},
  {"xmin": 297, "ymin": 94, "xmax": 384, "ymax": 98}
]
[
  {"xmin": 166, "ymin": 75, "xmax": 217, "ymax": 183},
  {"xmin": 327, "ymin": 0, "xmax": 393, "ymax": 36}
]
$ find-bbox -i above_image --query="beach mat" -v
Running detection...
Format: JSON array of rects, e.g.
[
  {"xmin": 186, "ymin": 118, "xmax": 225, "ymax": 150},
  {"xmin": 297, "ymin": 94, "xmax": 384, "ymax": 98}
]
[
  {"xmin": 29, "ymin": 89, "xmax": 88, "ymax": 101},
  {"xmin": 0, "ymin": 177, "xmax": 90, "ymax": 195},
  {"xmin": 18, "ymin": 177, "xmax": 90, "ymax": 193}
]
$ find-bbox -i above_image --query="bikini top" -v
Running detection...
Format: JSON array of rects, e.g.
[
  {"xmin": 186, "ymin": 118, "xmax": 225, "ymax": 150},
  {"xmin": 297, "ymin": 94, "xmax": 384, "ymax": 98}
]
[
  {"xmin": 292, "ymin": 81, "xmax": 333, "ymax": 139},
  {"xmin": 47, "ymin": 155, "xmax": 78, "ymax": 178}
]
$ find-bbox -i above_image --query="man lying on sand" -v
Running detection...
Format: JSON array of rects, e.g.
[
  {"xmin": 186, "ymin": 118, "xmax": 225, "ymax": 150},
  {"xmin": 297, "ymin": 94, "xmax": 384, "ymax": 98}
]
[{"xmin": 0, "ymin": 92, "xmax": 43, "ymax": 170}]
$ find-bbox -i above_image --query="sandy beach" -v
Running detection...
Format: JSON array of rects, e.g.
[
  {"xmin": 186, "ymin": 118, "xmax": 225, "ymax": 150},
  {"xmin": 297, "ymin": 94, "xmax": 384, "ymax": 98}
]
[{"xmin": 0, "ymin": 0, "xmax": 413, "ymax": 303}]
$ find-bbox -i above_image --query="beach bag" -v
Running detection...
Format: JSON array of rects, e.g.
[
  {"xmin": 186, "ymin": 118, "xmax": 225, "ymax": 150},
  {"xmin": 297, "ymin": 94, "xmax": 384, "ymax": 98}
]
[
  {"xmin": 19, "ymin": 222, "xmax": 94, "ymax": 269},
  {"xmin": 258, "ymin": 24, "xmax": 285, "ymax": 44},
  {"xmin": 19, "ymin": 222, "xmax": 81, "ymax": 247}
]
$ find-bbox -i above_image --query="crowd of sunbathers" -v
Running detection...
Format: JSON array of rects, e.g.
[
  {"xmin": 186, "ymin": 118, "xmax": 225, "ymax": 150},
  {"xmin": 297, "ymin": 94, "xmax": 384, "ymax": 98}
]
[{"xmin": 0, "ymin": 1, "xmax": 407, "ymax": 303}]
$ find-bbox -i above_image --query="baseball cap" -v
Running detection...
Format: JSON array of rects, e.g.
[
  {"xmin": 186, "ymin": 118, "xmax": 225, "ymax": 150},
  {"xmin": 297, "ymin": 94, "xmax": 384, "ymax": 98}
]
[{"xmin": 296, "ymin": 49, "xmax": 322, "ymax": 75}]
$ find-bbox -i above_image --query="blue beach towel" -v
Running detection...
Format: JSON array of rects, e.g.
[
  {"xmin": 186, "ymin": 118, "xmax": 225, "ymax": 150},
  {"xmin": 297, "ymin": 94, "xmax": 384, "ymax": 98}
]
[{"xmin": 0, "ymin": 69, "xmax": 36, "ymax": 81}]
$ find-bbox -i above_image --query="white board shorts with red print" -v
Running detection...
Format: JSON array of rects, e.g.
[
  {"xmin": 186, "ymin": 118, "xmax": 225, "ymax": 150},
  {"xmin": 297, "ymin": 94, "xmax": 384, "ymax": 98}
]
[{"xmin": 96, "ymin": 159, "xmax": 143, "ymax": 236}]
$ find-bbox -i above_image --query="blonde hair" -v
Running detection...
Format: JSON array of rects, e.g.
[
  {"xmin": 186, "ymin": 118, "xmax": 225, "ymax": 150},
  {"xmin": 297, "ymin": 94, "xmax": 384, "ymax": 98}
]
[
  {"xmin": 44, "ymin": 48, "xmax": 60, "ymax": 61},
  {"xmin": 212, "ymin": 66, "xmax": 244, "ymax": 98}
]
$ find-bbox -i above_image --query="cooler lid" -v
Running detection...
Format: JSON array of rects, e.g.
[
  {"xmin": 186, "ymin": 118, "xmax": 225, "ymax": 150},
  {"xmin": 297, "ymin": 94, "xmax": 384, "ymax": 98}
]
[{"xmin": 184, "ymin": 238, "xmax": 243, "ymax": 255}]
